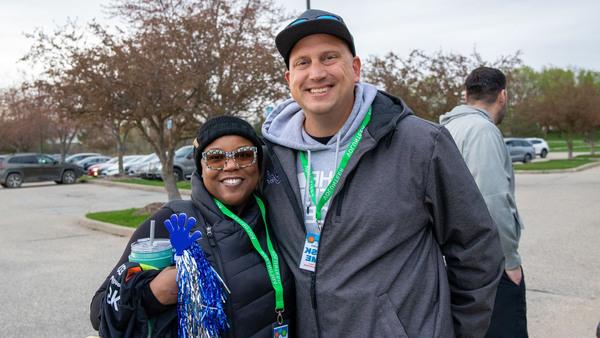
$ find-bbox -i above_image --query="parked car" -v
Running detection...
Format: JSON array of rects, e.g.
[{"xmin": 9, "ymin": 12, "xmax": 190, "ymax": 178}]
[
  {"xmin": 525, "ymin": 138, "xmax": 550, "ymax": 158},
  {"xmin": 65, "ymin": 153, "xmax": 101, "ymax": 164},
  {"xmin": 173, "ymin": 145, "xmax": 195, "ymax": 181},
  {"xmin": 48, "ymin": 153, "xmax": 62, "ymax": 161},
  {"xmin": 140, "ymin": 158, "xmax": 161, "ymax": 180},
  {"xmin": 144, "ymin": 146, "xmax": 196, "ymax": 181},
  {"xmin": 0, "ymin": 153, "xmax": 85, "ymax": 188},
  {"xmin": 504, "ymin": 138, "xmax": 536, "ymax": 163},
  {"xmin": 100, "ymin": 155, "xmax": 145, "ymax": 177},
  {"xmin": 87, "ymin": 157, "xmax": 118, "ymax": 177},
  {"xmin": 128, "ymin": 154, "xmax": 158, "ymax": 177},
  {"xmin": 76, "ymin": 155, "xmax": 112, "ymax": 170}
]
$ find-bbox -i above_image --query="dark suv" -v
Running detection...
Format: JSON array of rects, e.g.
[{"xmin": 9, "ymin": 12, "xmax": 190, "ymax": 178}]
[{"xmin": 0, "ymin": 153, "xmax": 85, "ymax": 188}]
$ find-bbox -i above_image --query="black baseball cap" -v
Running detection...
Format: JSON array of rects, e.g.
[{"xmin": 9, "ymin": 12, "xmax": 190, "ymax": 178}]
[{"xmin": 275, "ymin": 9, "xmax": 355, "ymax": 68}]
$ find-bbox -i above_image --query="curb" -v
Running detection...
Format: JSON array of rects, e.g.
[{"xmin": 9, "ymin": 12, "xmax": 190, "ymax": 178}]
[
  {"xmin": 515, "ymin": 161, "xmax": 600, "ymax": 174},
  {"xmin": 79, "ymin": 217, "xmax": 135, "ymax": 237},
  {"xmin": 84, "ymin": 178, "xmax": 192, "ymax": 195}
]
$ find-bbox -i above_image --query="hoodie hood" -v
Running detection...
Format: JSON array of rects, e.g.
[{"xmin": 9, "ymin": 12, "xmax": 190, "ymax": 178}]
[
  {"xmin": 439, "ymin": 104, "xmax": 494, "ymax": 126},
  {"xmin": 262, "ymin": 82, "xmax": 379, "ymax": 151}
]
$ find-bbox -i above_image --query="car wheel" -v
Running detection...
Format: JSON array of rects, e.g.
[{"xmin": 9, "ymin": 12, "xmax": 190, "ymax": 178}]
[
  {"xmin": 6, "ymin": 173, "xmax": 23, "ymax": 188},
  {"xmin": 541, "ymin": 149, "xmax": 548, "ymax": 158},
  {"xmin": 173, "ymin": 168, "xmax": 183, "ymax": 182},
  {"xmin": 61, "ymin": 170, "xmax": 77, "ymax": 184},
  {"xmin": 523, "ymin": 153, "xmax": 532, "ymax": 163}
]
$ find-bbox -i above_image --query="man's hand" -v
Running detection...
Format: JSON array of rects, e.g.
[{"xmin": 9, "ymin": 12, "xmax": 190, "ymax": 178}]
[
  {"xmin": 163, "ymin": 213, "xmax": 201, "ymax": 256},
  {"xmin": 505, "ymin": 266, "xmax": 523, "ymax": 285},
  {"xmin": 149, "ymin": 266, "xmax": 178, "ymax": 305}
]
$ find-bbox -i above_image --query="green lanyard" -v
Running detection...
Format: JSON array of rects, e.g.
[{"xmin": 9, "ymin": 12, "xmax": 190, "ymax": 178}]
[
  {"xmin": 299, "ymin": 107, "xmax": 372, "ymax": 228},
  {"xmin": 213, "ymin": 195, "xmax": 285, "ymax": 314}
]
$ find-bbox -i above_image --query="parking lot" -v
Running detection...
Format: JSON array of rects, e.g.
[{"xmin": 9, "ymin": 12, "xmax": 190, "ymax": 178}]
[{"xmin": 0, "ymin": 164, "xmax": 599, "ymax": 337}]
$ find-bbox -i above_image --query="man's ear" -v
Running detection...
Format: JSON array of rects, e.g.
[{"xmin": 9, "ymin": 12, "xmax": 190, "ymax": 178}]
[
  {"xmin": 498, "ymin": 89, "xmax": 507, "ymax": 106},
  {"xmin": 284, "ymin": 70, "xmax": 291, "ymax": 84},
  {"xmin": 352, "ymin": 56, "xmax": 361, "ymax": 82}
]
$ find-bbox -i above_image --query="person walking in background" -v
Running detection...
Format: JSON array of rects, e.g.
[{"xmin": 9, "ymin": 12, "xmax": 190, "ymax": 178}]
[
  {"xmin": 261, "ymin": 9, "xmax": 504, "ymax": 337},
  {"xmin": 440, "ymin": 66, "xmax": 528, "ymax": 338}
]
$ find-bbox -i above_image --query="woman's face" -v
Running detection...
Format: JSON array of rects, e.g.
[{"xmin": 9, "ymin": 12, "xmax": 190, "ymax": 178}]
[{"xmin": 201, "ymin": 135, "xmax": 259, "ymax": 207}]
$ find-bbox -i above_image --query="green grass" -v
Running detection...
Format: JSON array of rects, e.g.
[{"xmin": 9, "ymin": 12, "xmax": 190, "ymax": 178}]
[
  {"xmin": 513, "ymin": 159, "xmax": 593, "ymax": 171},
  {"xmin": 547, "ymin": 140, "xmax": 600, "ymax": 152},
  {"xmin": 112, "ymin": 177, "xmax": 191, "ymax": 190},
  {"xmin": 87, "ymin": 208, "xmax": 149, "ymax": 228},
  {"xmin": 575, "ymin": 154, "xmax": 600, "ymax": 159},
  {"xmin": 543, "ymin": 132, "xmax": 600, "ymax": 152}
]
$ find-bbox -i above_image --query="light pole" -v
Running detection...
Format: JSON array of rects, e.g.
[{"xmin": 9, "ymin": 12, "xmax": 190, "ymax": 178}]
[{"xmin": 307, "ymin": 0, "xmax": 310, "ymax": 10}]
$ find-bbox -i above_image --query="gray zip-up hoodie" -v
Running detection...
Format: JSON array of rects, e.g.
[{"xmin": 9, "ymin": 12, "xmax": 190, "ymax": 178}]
[
  {"xmin": 439, "ymin": 105, "xmax": 523, "ymax": 269},
  {"xmin": 262, "ymin": 86, "xmax": 503, "ymax": 338},
  {"xmin": 262, "ymin": 83, "xmax": 378, "ymax": 235}
]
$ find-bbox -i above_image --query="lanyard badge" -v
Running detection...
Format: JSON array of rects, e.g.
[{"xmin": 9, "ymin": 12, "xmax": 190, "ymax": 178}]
[
  {"xmin": 298, "ymin": 107, "xmax": 372, "ymax": 272},
  {"xmin": 299, "ymin": 232, "xmax": 320, "ymax": 272},
  {"xmin": 272, "ymin": 320, "xmax": 289, "ymax": 338},
  {"xmin": 214, "ymin": 196, "xmax": 285, "ymax": 321}
]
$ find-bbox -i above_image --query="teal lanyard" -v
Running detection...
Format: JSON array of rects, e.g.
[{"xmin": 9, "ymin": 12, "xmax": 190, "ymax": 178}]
[
  {"xmin": 299, "ymin": 107, "xmax": 372, "ymax": 227},
  {"xmin": 213, "ymin": 196, "xmax": 284, "ymax": 313}
]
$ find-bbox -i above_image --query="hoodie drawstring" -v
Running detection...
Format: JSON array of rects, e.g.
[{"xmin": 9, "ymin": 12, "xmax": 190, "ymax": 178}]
[{"xmin": 334, "ymin": 133, "xmax": 341, "ymax": 173}]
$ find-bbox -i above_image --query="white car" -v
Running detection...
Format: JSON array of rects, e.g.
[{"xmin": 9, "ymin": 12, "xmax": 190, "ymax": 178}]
[
  {"xmin": 525, "ymin": 138, "xmax": 550, "ymax": 158},
  {"xmin": 100, "ymin": 155, "xmax": 145, "ymax": 176}
]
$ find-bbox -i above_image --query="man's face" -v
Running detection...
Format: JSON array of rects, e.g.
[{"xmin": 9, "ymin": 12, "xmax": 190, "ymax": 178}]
[{"xmin": 285, "ymin": 34, "xmax": 361, "ymax": 119}]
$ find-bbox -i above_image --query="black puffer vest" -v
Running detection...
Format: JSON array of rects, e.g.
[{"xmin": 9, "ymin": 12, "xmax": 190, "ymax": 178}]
[{"xmin": 164, "ymin": 174, "xmax": 295, "ymax": 337}]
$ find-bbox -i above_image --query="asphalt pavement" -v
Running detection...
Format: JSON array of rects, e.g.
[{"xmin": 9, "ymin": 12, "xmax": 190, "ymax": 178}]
[
  {"xmin": 0, "ymin": 182, "xmax": 166, "ymax": 337},
  {"xmin": 0, "ymin": 163, "xmax": 598, "ymax": 337}
]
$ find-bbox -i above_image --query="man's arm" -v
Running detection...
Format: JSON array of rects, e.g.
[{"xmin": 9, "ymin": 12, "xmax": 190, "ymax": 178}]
[
  {"xmin": 461, "ymin": 124, "xmax": 522, "ymax": 271},
  {"xmin": 425, "ymin": 127, "xmax": 504, "ymax": 338}
]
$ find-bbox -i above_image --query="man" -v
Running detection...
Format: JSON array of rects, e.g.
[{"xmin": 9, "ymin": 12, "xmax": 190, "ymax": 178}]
[
  {"xmin": 440, "ymin": 67, "xmax": 528, "ymax": 338},
  {"xmin": 261, "ymin": 9, "xmax": 504, "ymax": 337}
]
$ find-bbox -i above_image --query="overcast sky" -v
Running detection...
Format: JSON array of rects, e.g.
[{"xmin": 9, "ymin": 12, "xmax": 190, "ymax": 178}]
[{"xmin": 1, "ymin": 0, "xmax": 599, "ymax": 88}]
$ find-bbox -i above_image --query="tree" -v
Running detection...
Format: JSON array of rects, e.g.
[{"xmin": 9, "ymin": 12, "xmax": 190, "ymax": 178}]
[
  {"xmin": 21, "ymin": 0, "xmax": 287, "ymax": 200},
  {"xmin": 526, "ymin": 68, "xmax": 600, "ymax": 158},
  {"xmin": 98, "ymin": 0, "xmax": 287, "ymax": 200},
  {"xmin": 0, "ymin": 87, "xmax": 51, "ymax": 153},
  {"xmin": 364, "ymin": 49, "xmax": 521, "ymax": 122}
]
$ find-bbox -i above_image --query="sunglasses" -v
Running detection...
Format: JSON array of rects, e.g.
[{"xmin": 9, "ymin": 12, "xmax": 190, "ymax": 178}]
[
  {"xmin": 202, "ymin": 146, "xmax": 257, "ymax": 171},
  {"xmin": 288, "ymin": 14, "xmax": 342, "ymax": 27}
]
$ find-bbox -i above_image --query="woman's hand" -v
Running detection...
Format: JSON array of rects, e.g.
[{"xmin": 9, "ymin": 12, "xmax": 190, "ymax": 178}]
[{"xmin": 149, "ymin": 266, "xmax": 178, "ymax": 305}]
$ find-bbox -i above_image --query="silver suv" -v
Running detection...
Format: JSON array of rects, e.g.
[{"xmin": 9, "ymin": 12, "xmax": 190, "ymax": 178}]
[
  {"xmin": 504, "ymin": 138, "xmax": 536, "ymax": 163},
  {"xmin": 139, "ymin": 146, "xmax": 196, "ymax": 181}
]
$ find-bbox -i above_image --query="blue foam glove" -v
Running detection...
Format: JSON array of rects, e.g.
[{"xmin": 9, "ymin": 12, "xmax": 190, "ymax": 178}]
[{"xmin": 163, "ymin": 213, "xmax": 202, "ymax": 256}]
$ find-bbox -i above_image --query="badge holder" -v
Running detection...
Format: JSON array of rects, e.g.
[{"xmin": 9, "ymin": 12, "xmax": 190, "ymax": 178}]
[
  {"xmin": 299, "ymin": 232, "xmax": 320, "ymax": 272},
  {"xmin": 272, "ymin": 310, "xmax": 289, "ymax": 338}
]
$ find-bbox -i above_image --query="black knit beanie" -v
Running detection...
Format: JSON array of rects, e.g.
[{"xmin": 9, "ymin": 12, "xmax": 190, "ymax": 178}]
[{"xmin": 194, "ymin": 115, "xmax": 263, "ymax": 173}]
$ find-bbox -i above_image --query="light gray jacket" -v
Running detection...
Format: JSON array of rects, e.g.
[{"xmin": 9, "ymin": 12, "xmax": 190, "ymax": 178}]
[
  {"xmin": 439, "ymin": 105, "xmax": 523, "ymax": 269},
  {"xmin": 262, "ymin": 91, "xmax": 504, "ymax": 338}
]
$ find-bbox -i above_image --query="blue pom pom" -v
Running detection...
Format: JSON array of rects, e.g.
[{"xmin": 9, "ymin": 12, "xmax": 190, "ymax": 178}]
[{"xmin": 176, "ymin": 242, "xmax": 229, "ymax": 337}]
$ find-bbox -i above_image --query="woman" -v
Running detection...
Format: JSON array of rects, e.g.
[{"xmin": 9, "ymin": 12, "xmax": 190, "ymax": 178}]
[{"xmin": 90, "ymin": 116, "xmax": 294, "ymax": 337}]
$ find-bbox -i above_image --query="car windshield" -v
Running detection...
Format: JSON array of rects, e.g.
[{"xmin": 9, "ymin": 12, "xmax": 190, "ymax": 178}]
[
  {"xmin": 175, "ymin": 146, "xmax": 193, "ymax": 158},
  {"xmin": 140, "ymin": 154, "xmax": 157, "ymax": 162}
]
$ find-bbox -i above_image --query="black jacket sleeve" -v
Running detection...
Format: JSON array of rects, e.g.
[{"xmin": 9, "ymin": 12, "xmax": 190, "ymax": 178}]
[
  {"xmin": 90, "ymin": 207, "xmax": 176, "ymax": 332},
  {"xmin": 425, "ymin": 127, "xmax": 504, "ymax": 338}
]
